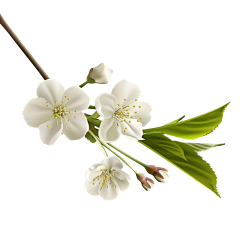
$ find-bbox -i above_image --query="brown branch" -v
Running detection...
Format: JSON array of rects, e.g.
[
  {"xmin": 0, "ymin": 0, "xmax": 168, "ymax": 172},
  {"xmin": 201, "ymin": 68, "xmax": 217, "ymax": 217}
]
[{"xmin": 0, "ymin": 14, "xmax": 49, "ymax": 80}]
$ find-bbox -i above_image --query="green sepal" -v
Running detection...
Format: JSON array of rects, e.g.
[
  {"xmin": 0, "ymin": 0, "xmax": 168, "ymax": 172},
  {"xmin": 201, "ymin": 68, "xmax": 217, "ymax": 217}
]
[
  {"xmin": 87, "ymin": 116, "xmax": 101, "ymax": 128},
  {"xmin": 85, "ymin": 122, "xmax": 99, "ymax": 143}
]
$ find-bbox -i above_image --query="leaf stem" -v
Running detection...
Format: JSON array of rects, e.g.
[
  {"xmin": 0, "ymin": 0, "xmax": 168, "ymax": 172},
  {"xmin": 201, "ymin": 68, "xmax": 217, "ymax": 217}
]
[
  {"xmin": 88, "ymin": 130, "xmax": 108, "ymax": 157},
  {"xmin": 0, "ymin": 14, "xmax": 49, "ymax": 80}
]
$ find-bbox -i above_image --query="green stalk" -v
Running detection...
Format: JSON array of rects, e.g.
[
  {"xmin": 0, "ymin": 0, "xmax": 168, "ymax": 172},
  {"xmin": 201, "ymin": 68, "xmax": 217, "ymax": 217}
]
[
  {"xmin": 88, "ymin": 130, "xmax": 108, "ymax": 157},
  {"xmin": 88, "ymin": 130, "xmax": 138, "ymax": 173},
  {"xmin": 107, "ymin": 143, "xmax": 147, "ymax": 168},
  {"xmin": 79, "ymin": 81, "xmax": 88, "ymax": 88},
  {"xmin": 91, "ymin": 111, "xmax": 100, "ymax": 118}
]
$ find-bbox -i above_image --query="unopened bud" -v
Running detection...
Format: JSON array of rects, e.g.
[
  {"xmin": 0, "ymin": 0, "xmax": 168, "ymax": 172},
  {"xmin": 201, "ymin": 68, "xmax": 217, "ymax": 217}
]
[
  {"xmin": 87, "ymin": 63, "xmax": 113, "ymax": 84},
  {"xmin": 145, "ymin": 165, "xmax": 169, "ymax": 183},
  {"xmin": 136, "ymin": 173, "xmax": 154, "ymax": 191}
]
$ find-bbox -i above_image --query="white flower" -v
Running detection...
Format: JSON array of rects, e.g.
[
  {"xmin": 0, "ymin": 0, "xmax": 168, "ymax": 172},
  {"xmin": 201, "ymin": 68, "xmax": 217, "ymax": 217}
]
[
  {"xmin": 95, "ymin": 80, "xmax": 152, "ymax": 142},
  {"xmin": 84, "ymin": 156, "xmax": 130, "ymax": 200},
  {"xmin": 23, "ymin": 79, "xmax": 90, "ymax": 145},
  {"xmin": 89, "ymin": 63, "xmax": 113, "ymax": 84},
  {"xmin": 155, "ymin": 169, "xmax": 170, "ymax": 183}
]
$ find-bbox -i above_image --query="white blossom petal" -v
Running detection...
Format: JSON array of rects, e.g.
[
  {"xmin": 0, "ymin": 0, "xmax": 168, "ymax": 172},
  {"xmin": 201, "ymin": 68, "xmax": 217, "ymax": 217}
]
[
  {"xmin": 95, "ymin": 93, "xmax": 116, "ymax": 118},
  {"xmin": 63, "ymin": 112, "xmax": 89, "ymax": 140},
  {"xmin": 100, "ymin": 156, "xmax": 123, "ymax": 171},
  {"xmin": 156, "ymin": 170, "xmax": 170, "ymax": 183},
  {"xmin": 99, "ymin": 178, "xmax": 120, "ymax": 200},
  {"xmin": 127, "ymin": 101, "xmax": 152, "ymax": 127},
  {"xmin": 84, "ymin": 180, "xmax": 100, "ymax": 196},
  {"xmin": 23, "ymin": 98, "xmax": 52, "ymax": 127},
  {"xmin": 39, "ymin": 118, "xmax": 63, "ymax": 145},
  {"xmin": 99, "ymin": 118, "xmax": 121, "ymax": 143},
  {"xmin": 113, "ymin": 171, "xmax": 130, "ymax": 191},
  {"xmin": 86, "ymin": 165, "xmax": 107, "ymax": 181},
  {"xmin": 37, "ymin": 79, "xmax": 65, "ymax": 106},
  {"xmin": 62, "ymin": 86, "xmax": 89, "ymax": 112},
  {"xmin": 111, "ymin": 80, "xmax": 140, "ymax": 106},
  {"xmin": 120, "ymin": 119, "xmax": 143, "ymax": 140}
]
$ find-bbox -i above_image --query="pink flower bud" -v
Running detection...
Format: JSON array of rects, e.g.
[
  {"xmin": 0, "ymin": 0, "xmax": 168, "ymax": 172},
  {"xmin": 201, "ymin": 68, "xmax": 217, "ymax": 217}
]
[
  {"xmin": 145, "ymin": 165, "xmax": 169, "ymax": 183},
  {"xmin": 136, "ymin": 173, "xmax": 154, "ymax": 191}
]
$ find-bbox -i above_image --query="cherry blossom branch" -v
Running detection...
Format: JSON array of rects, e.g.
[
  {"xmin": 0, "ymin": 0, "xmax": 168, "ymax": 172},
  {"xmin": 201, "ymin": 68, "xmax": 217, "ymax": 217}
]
[{"xmin": 0, "ymin": 14, "xmax": 49, "ymax": 80}]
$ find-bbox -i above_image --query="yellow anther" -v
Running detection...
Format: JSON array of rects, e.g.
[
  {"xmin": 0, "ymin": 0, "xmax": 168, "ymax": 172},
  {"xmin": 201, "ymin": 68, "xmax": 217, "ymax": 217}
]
[
  {"xmin": 92, "ymin": 183, "xmax": 95, "ymax": 185},
  {"xmin": 59, "ymin": 106, "xmax": 62, "ymax": 108},
  {"xmin": 125, "ymin": 127, "xmax": 127, "ymax": 129},
  {"xmin": 47, "ymin": 105, "xmax": 49, "ymax": 107},
  {"xmin": 64, "ymin": 95, "xmax": 67, "ymax": 98},
  {"xmin": 117, "ymin": 103, "xmax": 120, "ymax": 106},
  {"xmin": 137, "ymin": 120, "xmax": 140, "ymax": 122},
  {"xmin": 75, "ymin": 110, "xmax": 77, "ymax": 113},
  {"xmin": 139, "ymin": 106, "xmax": 141, "ymax": 108},
  {"xmin": 133, "ymin": 105, "xmax": 135, "ymax": 107},
  {"xmin": 46, "ymin": 102, "xmax": 48, "ymax": 104},
  {"xmin": 99, "ymin": 182, "xmax": 100, "ymax": 184},
  {"xmin": 56, "ymin": 123, "xmax": 58, "ymax": 125},
  {"xmin": 55, "ymin": 101, "xmax": 57, "ymax": 104},
  {"xmin": 127, "ymin": 105, "xmax": 130, "ymax": 107},
  {"xmin": 68, "ymin": 119, "xmax": 70, "ymax": 122},
  {"xmin": 51, "ymin": 116, "xmax": 54, "ymax": 118},
  {"xmin": 47, "ymin": 125, "xmax": 49, "ymax": 128},
  {"xmin": 114, "ymin": 122, "xmax": 116, "ymax": 124},
  {"xmin": 140, "ymin": 117, "xmax": 142, "ymax": 119},
  {"xmin": 114, "ymin": 186, "xmax": 116, "ymax": 189},
  {"xmin": 134, "ymin": 111, "xmax": 137, "ymax": 114},
  {"xmin": 106, "ymin": 186, "xmax": 108, "ymax": 188},
  {"xmin": 69, "ymin": 111, "xmax": 72, "ymax": 113},
  {"xmin": 66, "ymin": 129, "xmax": 69, "ymax": 131},
  {"xmin": 93, "ymin": 179, "xmax": 95, "ymax": 181},
  {"xmin": 135, "ymin": 99, "xmax": 137, "ymax": 101},
  {"xmin": 54, "ymin": 117, "xmax": 57, "ymax": 119},
  {"xmin": 62, "ymin": 101, "xmax": 64, "ymax": 103},
  {"xmin": 124, "ymin": 99, "xmax": 126, "ymax": 101},
  {"xmin": 124, "ymin": 119, "xmax": 126, "ymax": 121},
  {"xmin": 61, "ymin": 132, "xmax": 63, "ymax": 135},
  {"xmin": 74, "ymin": 116, "xmax": 77, "ymax": 119},
  {"xmin": 60, "ymin": 122, "xmax": 63, "ymax": 124},
  {"xmin": 67, "ymin": 98, "xmax": 70, "ymax": 100},
  {"xmin": 65, "ymin": 106, "xmax": 68, "ymax": 108},
  {"xmin": 130, "ymin": 116, "xmax": 133, "ymax": 118},
  {"xmin": 63, "ymin": 109, "xmax": 66, "ymax": 112},
  {"xmin": 63, "ymin": 116, "xmax": 65, "ymax": 118},
  {"xmin": 124, "ymin": 130, "xmax": 126, "ymax": 132},
  {"xmin": 129, "ymin": 121, "xmax": 131, "ymax": 123},
  {"xmin": 112, "ymin": 173, "xmax": 115, "ymax": 176},
  {"xmin": 121, "ymin": 120, "xmax": 123, "ymax": 122}
]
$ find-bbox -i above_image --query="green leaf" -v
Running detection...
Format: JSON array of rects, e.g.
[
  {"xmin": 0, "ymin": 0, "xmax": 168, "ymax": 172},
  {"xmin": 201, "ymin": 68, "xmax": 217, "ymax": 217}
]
[
  {"xmin": 139, "ymin": 134, "xmax": 220, "ymax": 197},
  {"xmin": 143, "ymin": 115, "xmax": 186, "ymax": 134},
  {"xmin": 184, "ymin": 143, "xmax": 225, "ymax": 152},
  {"xmin": 143, "ymin": 103, "xmax": 229, "ymax": 140},
  {"xmin": 143, "ymin": 133, "xmax": 187, "ymax": 161},
  {"xmin": 85, "ymin": 122, "xmax": 99, "ymax": 143}
]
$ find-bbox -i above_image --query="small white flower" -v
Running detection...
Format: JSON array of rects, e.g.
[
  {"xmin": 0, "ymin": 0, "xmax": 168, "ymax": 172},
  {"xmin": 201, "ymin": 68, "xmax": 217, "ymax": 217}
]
[
  {"xmin": 89, "ymin": 63, "xmax": 113, "ymax": 84},
  {"xmin": 95, "ymin": 80, "xmax": 152, "ymax": 142},
  {"xmin": 84, "ymin": 156, "xmax": 130, "ymax": 200},
  {"xmin": 23, "ymin": 79, "xmax": 90, "ymax": 145}
]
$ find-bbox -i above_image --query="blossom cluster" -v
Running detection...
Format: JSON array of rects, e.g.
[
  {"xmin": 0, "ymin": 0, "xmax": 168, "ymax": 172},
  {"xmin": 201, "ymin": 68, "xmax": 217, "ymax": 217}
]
[{"xmin": 23, "ymin": 63, "xmax": 169, "ymax": 200}]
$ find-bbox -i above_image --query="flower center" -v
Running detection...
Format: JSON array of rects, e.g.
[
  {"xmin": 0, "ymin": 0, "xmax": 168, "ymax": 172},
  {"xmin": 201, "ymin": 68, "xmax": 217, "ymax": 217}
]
[
  {"xmin": 112, "ymin": 99, "xmax": 142, "ymax": 132},
  {"xmin": 45, "ymin": 96, "xmax": 78, "ymax": 133},
  {"xmin": 92, "ymin": 169, "xmax": 117, "ymax": 190}
]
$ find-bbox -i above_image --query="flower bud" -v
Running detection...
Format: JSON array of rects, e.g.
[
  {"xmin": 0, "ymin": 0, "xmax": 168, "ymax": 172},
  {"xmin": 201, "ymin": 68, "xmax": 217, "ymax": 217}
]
[
  {"xmin": 145, "ymin": 165, "xmax": 169, "ymax": 183},
  {"xmin": 87, "ymin": 63, "xmax": 113, "ymax": 84},
  {"xmin": 136, "ymin": 173, "xmax": 154, "ymax": 191}
]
